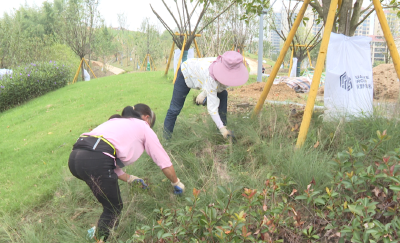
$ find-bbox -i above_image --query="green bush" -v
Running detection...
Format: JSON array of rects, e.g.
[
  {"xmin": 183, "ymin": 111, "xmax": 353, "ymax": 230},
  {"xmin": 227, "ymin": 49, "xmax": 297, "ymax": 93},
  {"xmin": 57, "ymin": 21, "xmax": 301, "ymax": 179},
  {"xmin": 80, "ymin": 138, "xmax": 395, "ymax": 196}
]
[
  {"xmin": 0, "ymin": 61, "xmax": 73, "ymax": 112},
  {"xmin": 127, "ymin": 130, "xmax": 400, "ymax": 242}
]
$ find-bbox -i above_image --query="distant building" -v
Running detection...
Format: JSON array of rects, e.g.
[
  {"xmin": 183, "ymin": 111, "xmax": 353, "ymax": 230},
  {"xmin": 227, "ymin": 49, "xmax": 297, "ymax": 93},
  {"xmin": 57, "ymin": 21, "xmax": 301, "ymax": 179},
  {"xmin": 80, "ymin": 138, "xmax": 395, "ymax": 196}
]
[
  {"xmin": 353, "ymin": 9, "xmax": 372, "ymax": 36},
  {"xmin": 269, "ymin": 12, "xmax": 283, "ymax": 54},
  {"xmin": 370, "ymin": 10, "xmax": 400, "ymax": 64},
  {"xmin": 373, "ymin": 10, "xmax": 400, "ymax": 37},
  {"xmin": 370, "ymin": 35, "xmax": 387, "ymax": 63},
  {"xmin": 305, "ymin": 7, "xmax": 323, "ymax": 36}
]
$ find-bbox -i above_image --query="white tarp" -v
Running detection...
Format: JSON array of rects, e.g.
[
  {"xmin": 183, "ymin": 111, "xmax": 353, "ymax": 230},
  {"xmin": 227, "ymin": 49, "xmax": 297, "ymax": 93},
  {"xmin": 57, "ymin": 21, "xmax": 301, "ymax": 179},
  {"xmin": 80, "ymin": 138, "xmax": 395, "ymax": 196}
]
[
  {"xmin": 174, "ymin": 48, "xmax": 194, "ymax": 74},
  {"xmin": 0, "ymin": 69, "xmax": 12, "ymax": 77},
  {"xmin": 324, "ymin": 33, "xmax": 373, "ymax": 120},
  {"xmin": 290, "ymin": 58, "xmax": 298, "ymax": 77},
  {"xmin": 84, "ymin": 69, "xmax": 90, "ymax": 81}
]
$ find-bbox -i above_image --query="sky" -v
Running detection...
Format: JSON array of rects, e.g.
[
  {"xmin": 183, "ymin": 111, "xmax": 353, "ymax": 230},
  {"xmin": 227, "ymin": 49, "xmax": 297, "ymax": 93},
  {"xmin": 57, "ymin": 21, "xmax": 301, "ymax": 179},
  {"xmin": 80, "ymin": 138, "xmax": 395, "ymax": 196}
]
[
  {"xmin": 1, "ymin": 0, "xmax": 179, "ymax": 31},
  {"xmin": 2, "ymin": 0, "xmax": 375, "ymax": 34}
]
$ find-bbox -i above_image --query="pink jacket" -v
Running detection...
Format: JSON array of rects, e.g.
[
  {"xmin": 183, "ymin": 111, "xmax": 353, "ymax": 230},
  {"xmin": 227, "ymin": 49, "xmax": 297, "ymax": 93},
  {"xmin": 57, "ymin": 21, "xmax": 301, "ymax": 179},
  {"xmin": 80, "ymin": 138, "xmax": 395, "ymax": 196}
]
[{"xmin": 82, "ymin": 118, "xmax": 172, "ymax": 176}]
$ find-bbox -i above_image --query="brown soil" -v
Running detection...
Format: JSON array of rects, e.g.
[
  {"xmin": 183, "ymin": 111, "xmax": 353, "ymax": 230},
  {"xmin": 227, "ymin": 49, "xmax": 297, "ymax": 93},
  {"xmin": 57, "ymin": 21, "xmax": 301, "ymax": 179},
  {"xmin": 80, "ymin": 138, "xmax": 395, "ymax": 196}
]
[
  {"xmin": 373, "ymin": 64, "xmax": 399, "ymax": 101},
  {"xmin": 228, "ymin": 82, "xmax": 308, "ymax": 113},
  {"xmin": 231, "ymin": 82, "xmax": 304, "ymax": 102}
]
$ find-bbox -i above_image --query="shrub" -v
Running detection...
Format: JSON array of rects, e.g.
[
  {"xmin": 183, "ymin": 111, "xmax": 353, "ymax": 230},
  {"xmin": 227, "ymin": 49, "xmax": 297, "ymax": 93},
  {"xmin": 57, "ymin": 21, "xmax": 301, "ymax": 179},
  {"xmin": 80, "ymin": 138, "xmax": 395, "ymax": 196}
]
[
  {"xmin": 127, "ymin": 130, "xmax": 400, "ymax": 242},
  {"xmin": 0, "ymin": 61, "xmax": 72, "ymax": 112}
]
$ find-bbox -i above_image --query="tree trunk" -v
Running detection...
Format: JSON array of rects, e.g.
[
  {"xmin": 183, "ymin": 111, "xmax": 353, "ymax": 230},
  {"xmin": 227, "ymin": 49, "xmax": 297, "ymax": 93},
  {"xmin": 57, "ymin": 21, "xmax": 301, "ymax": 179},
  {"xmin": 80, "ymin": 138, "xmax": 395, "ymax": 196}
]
[
  {"xmin": 338, "ymin": 0, "xmax": 353, "ymax": 34},
  {"xmin": 81, "ymin": 59, "xmax": 85, "ymax": 81}
]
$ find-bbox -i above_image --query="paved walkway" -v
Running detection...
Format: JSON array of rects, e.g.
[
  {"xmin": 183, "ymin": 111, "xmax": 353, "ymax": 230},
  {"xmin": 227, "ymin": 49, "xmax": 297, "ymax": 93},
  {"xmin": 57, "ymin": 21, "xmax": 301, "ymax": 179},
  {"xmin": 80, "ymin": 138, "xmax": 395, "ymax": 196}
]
[{"xmin": 91, "ymin": 60, "xmax": 125, "ymax": 75}]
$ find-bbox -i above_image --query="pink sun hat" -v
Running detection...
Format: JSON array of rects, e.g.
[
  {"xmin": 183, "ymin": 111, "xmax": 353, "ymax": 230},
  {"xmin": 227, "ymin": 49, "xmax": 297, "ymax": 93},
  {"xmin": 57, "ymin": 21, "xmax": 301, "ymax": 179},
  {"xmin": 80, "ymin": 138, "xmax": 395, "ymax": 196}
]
[{"xmin": 210, "ymin": 51, "xmax": 249, "ymax": 87}]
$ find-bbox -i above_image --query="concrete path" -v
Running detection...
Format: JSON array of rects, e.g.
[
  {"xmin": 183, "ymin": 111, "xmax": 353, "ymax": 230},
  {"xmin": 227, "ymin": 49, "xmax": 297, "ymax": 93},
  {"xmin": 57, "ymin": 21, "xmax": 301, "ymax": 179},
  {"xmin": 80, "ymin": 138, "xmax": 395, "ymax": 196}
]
[
  {"xmin": 246, "ymin": 58, "xmax": 258, "ymax": 75},
  {"xmin": 91, "ymin": 60, "xmax": 125, "ymax": 75}
]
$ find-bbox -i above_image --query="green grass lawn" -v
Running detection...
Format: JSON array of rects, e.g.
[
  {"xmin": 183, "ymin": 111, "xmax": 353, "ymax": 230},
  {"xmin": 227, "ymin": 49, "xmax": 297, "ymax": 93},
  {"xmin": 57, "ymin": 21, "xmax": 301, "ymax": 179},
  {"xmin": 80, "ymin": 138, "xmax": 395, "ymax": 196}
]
[{"xmin": 0, "ymin": 71, "xmax": 203, "ymax": 213}]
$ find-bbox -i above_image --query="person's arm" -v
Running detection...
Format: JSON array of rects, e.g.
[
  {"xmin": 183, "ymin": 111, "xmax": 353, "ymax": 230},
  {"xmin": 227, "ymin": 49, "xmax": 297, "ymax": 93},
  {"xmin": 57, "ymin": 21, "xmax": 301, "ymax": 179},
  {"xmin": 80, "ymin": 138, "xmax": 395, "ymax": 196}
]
[
  {"xmin": 118, "ymin": 173, "xmax": 129, "ymax": 182},
  {"xmin": 144, "ymin": 127, "xmax": 185, "ymax": 194},
  {"xmin": 162, "ymin": 166, "xmax": 178, "ymax": 184},
  {"xmin": 205, "ymin": 81, "xmax": 224, "ymax": 129}
]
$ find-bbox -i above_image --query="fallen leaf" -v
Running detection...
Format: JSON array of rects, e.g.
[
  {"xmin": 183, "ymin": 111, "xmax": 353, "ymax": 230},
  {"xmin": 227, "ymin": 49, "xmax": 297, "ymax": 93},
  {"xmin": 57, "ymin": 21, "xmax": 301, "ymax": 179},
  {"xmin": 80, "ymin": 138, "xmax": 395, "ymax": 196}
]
[
  {"xmin": 263, "ymin": 204, "xmax": 267, "ymax": 211},
  {"xmin": 372, "ymin": 187, "xmax": 381, "ymax": 197},
  {"xmin": 48, "ymin": 132, "xmax": 53, "ymax": 135},
  {"xmin": 289, "ymin": 189, "xmax": 298, "ymax": 196}
]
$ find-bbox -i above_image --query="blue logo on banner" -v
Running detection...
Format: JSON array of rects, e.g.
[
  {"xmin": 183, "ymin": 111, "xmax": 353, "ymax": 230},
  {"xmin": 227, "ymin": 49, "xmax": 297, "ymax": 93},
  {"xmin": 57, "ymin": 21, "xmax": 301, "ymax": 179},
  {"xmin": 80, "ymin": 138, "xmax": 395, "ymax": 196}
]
[{"xmin": 340, "ymin": 72, "xmax": 353, "ymax": 91}]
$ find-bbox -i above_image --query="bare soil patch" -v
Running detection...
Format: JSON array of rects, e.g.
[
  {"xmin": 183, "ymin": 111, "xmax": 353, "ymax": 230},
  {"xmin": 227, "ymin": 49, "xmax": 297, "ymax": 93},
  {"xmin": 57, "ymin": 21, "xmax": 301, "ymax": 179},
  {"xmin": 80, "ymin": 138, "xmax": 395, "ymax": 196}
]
[
  {"xmin": 373, "ymin": 64, "xmax": 399, "ymax": 101},
  {"xmin": 228, "ymin": 82, "xmax": 308, "ymax": 114}
]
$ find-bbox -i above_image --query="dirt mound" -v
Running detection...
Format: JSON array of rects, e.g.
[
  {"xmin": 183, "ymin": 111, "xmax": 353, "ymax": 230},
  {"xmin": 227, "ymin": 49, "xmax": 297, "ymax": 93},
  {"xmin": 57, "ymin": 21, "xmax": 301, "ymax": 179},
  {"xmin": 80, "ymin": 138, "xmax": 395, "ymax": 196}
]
[
  {"xmin": 373, "ymin": 64, "xmax": 399, "ymax": 100},
  {"xmin": 230, "ymin": 82, "xmax": 305, "ymax": 104}
]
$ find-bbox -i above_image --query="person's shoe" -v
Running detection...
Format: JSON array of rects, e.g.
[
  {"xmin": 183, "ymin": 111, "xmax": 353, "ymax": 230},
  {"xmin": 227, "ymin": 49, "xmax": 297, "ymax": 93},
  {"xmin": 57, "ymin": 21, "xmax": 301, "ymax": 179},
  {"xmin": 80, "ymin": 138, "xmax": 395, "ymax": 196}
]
[{"xmin": 87, "ymin": 226, "xmax": 96, "ymax": 240}]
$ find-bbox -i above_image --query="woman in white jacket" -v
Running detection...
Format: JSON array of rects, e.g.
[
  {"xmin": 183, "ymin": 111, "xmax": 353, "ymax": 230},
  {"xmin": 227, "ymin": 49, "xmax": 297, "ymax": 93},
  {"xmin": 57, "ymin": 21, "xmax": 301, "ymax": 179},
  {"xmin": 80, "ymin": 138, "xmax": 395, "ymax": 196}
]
[{"xmin": 163, "ymin": 51, "xmax": 249, "ymax": 139}]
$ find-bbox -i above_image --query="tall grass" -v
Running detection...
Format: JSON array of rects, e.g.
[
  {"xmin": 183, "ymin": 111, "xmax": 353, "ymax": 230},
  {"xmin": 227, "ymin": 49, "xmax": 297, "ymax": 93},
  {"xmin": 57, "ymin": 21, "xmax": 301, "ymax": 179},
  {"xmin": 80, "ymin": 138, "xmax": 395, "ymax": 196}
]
[
  {"xmin": 1, "ymin": 70, "xmax": 399, "ymax": 242},
  {"xmin": 2, "ymin": 99, "xmax": 399, "ymax": 242}
]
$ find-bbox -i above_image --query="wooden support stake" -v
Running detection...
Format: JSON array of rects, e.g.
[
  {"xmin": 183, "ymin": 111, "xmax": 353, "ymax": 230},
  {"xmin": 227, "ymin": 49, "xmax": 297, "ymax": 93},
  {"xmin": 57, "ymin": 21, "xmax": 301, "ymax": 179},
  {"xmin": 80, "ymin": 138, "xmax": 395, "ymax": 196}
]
[
  {"xmin": 173, "ymin": 35, "xmax": 187, "ymax": 84},
  {"xmin": 307, "ymin": 49, "xmax": 313, "ymax": 68},
  {"xmin": 72, "ymin": 59, "xmax": 83, "ymax": 84},
  {"xmin": 194, "ymin": 39, "xmax": 202, "ymax": 58},
  {"xmin": 165, "ymin": 42, "xmax": 175, "ymax": 75},
  {"xmin": 83, "ymin": 58, "xmax": 97, "ymax": 79},
  {"xmin": 288, "ymin": 45, "xmax": 295, "ymax": 76},
  {"xmin": 296, "ymin": 0, "xmax": 338, "ymax": 148},
  {"xmin": 252, "ymin": 0, "xmax": 311, "ymax": 117},
  {"xmin": 372, "ymin": 0, "xmax": 400, "ymax": 83}
]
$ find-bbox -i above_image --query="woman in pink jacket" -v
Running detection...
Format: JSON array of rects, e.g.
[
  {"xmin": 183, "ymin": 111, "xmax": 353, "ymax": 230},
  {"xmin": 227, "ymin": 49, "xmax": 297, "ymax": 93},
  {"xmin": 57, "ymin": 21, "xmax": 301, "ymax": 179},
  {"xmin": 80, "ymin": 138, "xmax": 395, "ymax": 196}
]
[{"xmin": 68, "ymin": 104, "xmax": 185, "ymax": 241}]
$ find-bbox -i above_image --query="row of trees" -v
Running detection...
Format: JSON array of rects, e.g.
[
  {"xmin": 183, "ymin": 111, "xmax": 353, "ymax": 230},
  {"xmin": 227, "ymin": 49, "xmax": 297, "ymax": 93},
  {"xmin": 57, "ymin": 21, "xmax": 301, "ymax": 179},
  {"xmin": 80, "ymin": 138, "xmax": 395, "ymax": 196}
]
[
  {"xmin": 0, "ymin": 0, "xmax": 173, "ymax": 77},
  {"xmin": 1, "ymin": 0, "xmax": 398, "ymax": 75}
]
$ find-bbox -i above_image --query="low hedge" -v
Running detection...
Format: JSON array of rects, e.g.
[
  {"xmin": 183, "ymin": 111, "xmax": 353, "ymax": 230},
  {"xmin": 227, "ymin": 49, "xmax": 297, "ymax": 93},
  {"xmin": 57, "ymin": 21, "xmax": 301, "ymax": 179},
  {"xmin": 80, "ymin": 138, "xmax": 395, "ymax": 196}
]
[{"xmin": 0, "ymin": 61, "xmax": 73, "ymax": 112}]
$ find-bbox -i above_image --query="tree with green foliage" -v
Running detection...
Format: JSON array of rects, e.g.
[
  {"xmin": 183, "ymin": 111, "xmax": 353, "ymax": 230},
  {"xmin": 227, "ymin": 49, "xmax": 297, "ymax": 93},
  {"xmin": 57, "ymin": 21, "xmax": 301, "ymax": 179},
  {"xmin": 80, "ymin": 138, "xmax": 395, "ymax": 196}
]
[
  {"xmin": 135, "ymin": 18, "xmax": 163, "ymax": 70},
  {"xmin": 92, "ymin": 24, "xmax": 118, "ymax": 70},
  {"xmin": 57, "ymin": 0, "xmax": 101, "ymax": 80}
]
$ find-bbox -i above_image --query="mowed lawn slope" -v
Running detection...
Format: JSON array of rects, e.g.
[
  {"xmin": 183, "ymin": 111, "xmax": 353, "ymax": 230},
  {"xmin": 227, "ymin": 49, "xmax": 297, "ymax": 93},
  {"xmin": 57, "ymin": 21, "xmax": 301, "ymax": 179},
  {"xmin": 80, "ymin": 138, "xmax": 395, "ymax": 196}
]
[{"xmin": 0, "ymin": 71, "xmax": 202, "ymax": 212}]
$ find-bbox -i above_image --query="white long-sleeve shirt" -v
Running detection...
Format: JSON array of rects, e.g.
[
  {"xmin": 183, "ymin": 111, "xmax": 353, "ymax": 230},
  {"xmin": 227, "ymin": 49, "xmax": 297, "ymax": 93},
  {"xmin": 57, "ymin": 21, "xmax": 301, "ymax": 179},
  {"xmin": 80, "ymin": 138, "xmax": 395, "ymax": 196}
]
[{"xmin": 181, "ymin": 58, "xmax": 228, "ymax": 128}]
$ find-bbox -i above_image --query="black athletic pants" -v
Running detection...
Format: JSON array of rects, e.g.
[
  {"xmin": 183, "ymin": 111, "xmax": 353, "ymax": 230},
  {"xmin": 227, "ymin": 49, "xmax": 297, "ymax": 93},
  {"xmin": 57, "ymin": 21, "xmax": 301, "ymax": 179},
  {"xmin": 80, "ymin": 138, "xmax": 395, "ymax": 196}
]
[{"xmin": 68, "ymin": 149, "xmax": 123, "ymax": 241}]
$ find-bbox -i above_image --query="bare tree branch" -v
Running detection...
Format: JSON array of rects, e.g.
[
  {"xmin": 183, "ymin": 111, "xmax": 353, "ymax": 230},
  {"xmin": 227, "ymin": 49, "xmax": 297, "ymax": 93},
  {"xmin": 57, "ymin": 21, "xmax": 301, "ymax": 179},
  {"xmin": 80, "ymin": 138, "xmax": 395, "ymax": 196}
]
[
  {"xmin": 360, "ymin": 3, "xmax": 373, "ymax": 14},
  {"xmin": 150, "ymin": 4, "xmax": 180, "ymax": 46},
  {"xmin": 175, "ymin": 0, "xmax": 184, "ymax": 33},
  {"xmin": 183, "ymin": 0, "xmax": 192, "ymax": 34},
  {"xmin": 309, "ymin": 0, "xmax": 323, "ymax": 19},
  {"xmin": 197, "ymin": 1, "xmax": 236, "ymax": 34},
  {"xmin": 353, "ymin": 7, "xmax": 375, "ymax": 31},
  {"xmin": 161, "ymin": 0, "xmax": 182, "ymax": 33}
]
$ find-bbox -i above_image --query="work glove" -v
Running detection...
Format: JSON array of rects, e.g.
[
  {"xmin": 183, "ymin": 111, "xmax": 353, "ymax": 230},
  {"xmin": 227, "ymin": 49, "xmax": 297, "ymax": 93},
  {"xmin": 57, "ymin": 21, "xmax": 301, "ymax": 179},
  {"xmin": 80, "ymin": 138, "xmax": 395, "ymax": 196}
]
[
  {"xmin": 219, "ymin": 126, "xmax": 232, "ymax": 139},
  {"xmin": 195, "ymin": 92, "xmax": 207, "ymax": 106},
  {"xmin": 171, "ymin": 178, "xmax": 185, "ymax": 195},
  {"xmin": 127, "ymin": 175, "xmax": 148, "ymax": 189}
]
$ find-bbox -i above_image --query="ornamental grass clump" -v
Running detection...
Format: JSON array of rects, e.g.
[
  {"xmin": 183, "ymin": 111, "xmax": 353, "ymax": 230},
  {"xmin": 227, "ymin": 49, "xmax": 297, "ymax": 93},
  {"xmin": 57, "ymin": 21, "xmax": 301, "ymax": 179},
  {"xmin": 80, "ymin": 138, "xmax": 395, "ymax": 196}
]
[{"xmin": 0, "ymin": 61, "xmax": 72, "ymax": 112}]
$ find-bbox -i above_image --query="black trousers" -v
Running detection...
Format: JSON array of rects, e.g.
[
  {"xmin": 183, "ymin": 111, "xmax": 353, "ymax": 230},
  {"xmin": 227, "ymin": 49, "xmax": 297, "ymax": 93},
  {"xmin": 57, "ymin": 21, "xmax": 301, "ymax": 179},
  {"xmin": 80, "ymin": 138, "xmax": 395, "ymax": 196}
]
[{"xmin": 68, "ymin": 149, "xmax": 123, "ymax": 241}]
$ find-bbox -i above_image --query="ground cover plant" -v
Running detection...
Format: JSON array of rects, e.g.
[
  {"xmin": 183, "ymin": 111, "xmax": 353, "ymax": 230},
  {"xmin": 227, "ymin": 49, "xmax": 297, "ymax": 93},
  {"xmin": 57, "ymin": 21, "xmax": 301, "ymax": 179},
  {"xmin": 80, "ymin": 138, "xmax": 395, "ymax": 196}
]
[
  {"xmin": 1, "ymin": 71, "xmax": 400, "ymax": 242},
  {"xmin": 0, "ymin": 61, "xmax": 73, "ymax": 112}
]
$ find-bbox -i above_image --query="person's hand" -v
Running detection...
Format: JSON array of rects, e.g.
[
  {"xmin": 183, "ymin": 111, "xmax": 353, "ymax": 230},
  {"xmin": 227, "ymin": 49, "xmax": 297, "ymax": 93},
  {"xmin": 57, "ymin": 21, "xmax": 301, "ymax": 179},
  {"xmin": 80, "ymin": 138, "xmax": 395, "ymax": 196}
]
[
  {"xmin": 127, "ymin": 175, "xmax": 148, "ymax": 189},
  {"xmin": 195, "ymin": 93, "xmax": 207, "ymax": 105},
  {"xmin": 219, "ymin": 126, "xmax": 232, "ymax": 139},
  {"xmin": 171, "ymin": 178, "xmax": 185, "ymax": 195}
]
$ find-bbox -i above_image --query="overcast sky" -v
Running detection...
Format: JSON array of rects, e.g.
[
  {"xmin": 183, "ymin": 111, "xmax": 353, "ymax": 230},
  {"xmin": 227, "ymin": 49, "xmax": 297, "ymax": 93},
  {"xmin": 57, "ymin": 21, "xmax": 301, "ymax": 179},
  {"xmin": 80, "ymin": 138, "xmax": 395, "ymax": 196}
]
[
  {"xmin": 2, "ymin": 0, "xmax": 374, "ymax": 34},
  {"xmin": 1, "ymin": 0, "xmax": 179, "ymax": 30}
]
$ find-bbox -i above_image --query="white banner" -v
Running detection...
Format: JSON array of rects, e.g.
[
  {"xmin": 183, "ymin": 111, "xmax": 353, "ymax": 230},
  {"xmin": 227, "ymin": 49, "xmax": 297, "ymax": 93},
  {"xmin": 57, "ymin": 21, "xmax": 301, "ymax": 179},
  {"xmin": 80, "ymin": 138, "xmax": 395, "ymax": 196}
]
[
  {"xmin": 324, "ymin": 33, "xmax": 373, "ymax": 120},
  {"xmin": 290, "ymin": 58, "xmax": 298, "ymax": 77},
  {"xmin": 174, "ymin": 48, "xmax": 195, "ymax": 74}
]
